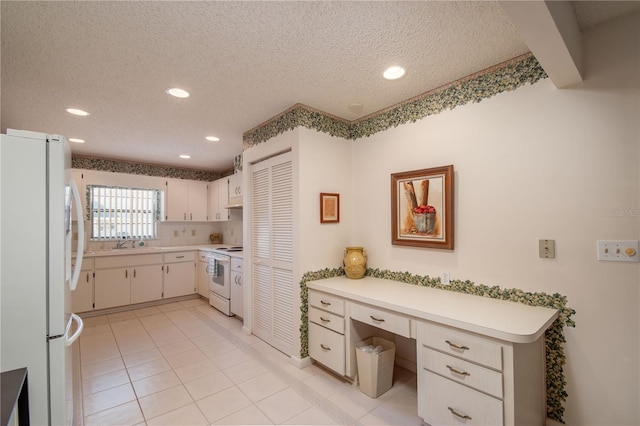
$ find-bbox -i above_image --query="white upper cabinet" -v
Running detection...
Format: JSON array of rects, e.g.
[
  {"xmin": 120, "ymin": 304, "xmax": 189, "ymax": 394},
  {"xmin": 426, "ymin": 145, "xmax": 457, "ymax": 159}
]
[
  {"xmin": 228, "ymin": 173, "xmax": 242, "ymax": 206},
  {"xmin": 208, "ymin": 177, "xmax": 229, "ymax": 222},
  {"xmin": 165, "ymin": 179, "xmax": 209, "ymax": 221}
]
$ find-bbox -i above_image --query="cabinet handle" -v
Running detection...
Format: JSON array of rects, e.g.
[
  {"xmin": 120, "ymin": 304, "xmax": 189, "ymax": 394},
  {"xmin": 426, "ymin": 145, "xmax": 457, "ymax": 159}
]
[
  {"xmin": 167, "ymin": 265, "xmax": 169, "ymax": 273},
  {"xmin": 184, "ymin": 213, "xmax": 186, "ymax": 220},
  {"xmin": 446, "ymin": 365, "xmax": 470, "ymax": 377},
  {"xmin": 320, "ymin": 300, "xmax": 331, "ymax": 306},
  {"xmin": 133, "ymin": 269, "xmax": 136, "ymax": 278},
  {"xmin": 320, "ymin": 317, "xmax": 330, "ymax": 323},
  {"xmin": 448, "ymin": 407, "xmax": 472, "ymax": 420},
  {"xmin": 190, "ymin": 213, "xmax": 193, "ymax": 220},
  {"xmin": 445, "ymin": 340, "xmax": 470, "ymax": 351},
  {"xmin": 320, "ymin": 344, "xmax": 331, "ymax": 351},
  {"xmin": 86, "ymin": 272, "xmax": 89, "ymax": 283},
  {"xmin": 370, "ymin": 315, "xmax": 385, "ymax": 322},
  {"xmin": 125, "ymin": 270, "xmax": 128, "ymax": 279}
]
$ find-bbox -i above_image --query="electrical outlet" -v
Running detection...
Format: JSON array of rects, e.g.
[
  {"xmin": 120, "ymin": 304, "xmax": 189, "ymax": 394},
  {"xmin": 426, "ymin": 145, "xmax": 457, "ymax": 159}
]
[
  {"xmin": 597, "ymin": 240, "xmax": 640, "ymax": 262},
  {"xmin": 173, "ymin": 230, "xmax": 179, "ymax": 238},
  {"xmin": 442, "ymin": 272, "xmax": 450, "ymax": 285},
  {"xmin": 539, "ymin": 239, "xmax": 555, "ymax": 259},
  {"xmin": 191, "ymin": 229, "xmax": 196, "ymax": 236}
]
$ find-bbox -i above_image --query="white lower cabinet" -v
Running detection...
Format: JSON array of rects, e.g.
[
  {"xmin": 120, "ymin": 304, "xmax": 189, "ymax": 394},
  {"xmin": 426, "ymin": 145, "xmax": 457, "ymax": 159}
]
[
  {"xmin": 417, "ymin": 320, "xmax": 546, "ymax": 426},
  {"xmin": 72, "ymin": 257, "xmax": 94, "ymax": 313},
  {"xmin": 94, "ymin": 266, "xmax": 131, "ymax": 310},
  {"xmin": 230, "ymin": 257, "xmax": 243, "ymax": 317},
  {"xmin": 197, "ymin": 252, "xmax": 211, "ymax": 298},
  {"xmin": 308, "ymin": 290, "xmax": 345, "ymax": 375},
  {"xmin": 131, "ymin": 264, "xmax": 164, "ymax": 304},
  {"xmin": 163, "ymin": 252, "xmax": 196, "ymax": 298}
]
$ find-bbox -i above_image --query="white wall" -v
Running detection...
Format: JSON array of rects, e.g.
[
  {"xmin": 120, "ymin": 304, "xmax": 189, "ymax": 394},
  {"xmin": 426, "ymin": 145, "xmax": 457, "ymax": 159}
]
[{"xmin": 350, "ymin": 14, "xmax": 639, "ymax": 425}]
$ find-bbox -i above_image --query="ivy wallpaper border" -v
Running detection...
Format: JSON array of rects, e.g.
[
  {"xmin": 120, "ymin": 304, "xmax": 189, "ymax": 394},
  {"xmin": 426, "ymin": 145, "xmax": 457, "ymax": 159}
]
[
  {"xmin": 72, "ymin": 155, "xmax": 231, "ymax": 182},
  {"xmin": 299, "ymin": 267, "xmax": 575, "ymax": 424},
  {"xmin": 244, "ymin": 53, "xmax": 547, "ymax": 148}
]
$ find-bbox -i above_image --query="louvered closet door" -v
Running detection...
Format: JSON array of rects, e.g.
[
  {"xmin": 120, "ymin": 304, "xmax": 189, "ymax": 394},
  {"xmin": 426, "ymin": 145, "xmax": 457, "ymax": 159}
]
[{"xmin": 251, "ymin": 151, "xmax": 294, "ymax": 355}]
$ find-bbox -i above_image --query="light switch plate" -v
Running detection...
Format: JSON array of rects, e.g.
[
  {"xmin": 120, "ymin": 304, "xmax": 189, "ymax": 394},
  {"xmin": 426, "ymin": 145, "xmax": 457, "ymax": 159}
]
[
  {"xmin": 539, "ymin": 239, "xmax": 555, "ymax": 259},
  {"xmin": 597, "ymin": 240, "xmax": 640, "ymax": 262}
]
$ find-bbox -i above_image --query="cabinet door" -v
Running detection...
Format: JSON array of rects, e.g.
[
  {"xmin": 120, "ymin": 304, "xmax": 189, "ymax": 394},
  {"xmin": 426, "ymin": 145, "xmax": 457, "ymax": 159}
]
[
  {"xmin": 208, "ymin": 178, "xmax": 229, "ymax": 222},
  {"xmin": 188, "ymin": 182, "xmax": 208, "ymax": 221},
  {"xmin": 94, "ymin": 267, "xmax": 131, "ymax": 309},
  {"xmin": 72, "ymin": 269, "xmax": 94, "ymax": 312},
  {"xmin": 230, "ymin": 271, "xmax": 243, "ymax": 317},
  {"xmin": 197, "ymin": 260, "xmax": 211, "ymax": 297},
  {"xmin": 217, "ymin": 178, "xmax": 229, "ymax": 221},
  {"xmin": 131, "ymin": 264, "xmax": 163, "ymax": 304},
  {"xmin": 165, "ymin": 180, "xmax": 189, "ymax": 221},
  {"xmin": 164, "ymin": 261, "xmax": 196, "ymax": 298},
  {"xmin": 228, "ymin": 173, "xmax": 242, "ymax": 198}
]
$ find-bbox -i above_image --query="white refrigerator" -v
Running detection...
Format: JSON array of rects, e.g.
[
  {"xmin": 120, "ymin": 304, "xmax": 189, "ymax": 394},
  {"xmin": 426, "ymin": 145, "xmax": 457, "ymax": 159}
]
[{"xmin": 1, "ymin": 129, "xmax": 85, "ymax": 425}]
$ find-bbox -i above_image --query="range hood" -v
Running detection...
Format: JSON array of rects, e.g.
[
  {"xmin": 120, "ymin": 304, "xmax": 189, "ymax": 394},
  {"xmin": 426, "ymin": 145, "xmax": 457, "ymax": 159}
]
[{"xmin": 225, "ymin": 201, "xmax": 242, "ymax": 209}]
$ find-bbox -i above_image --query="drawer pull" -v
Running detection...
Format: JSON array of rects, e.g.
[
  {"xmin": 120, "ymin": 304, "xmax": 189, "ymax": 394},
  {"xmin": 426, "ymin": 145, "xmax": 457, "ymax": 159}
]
[
  {"xmin": 370, "ymin": 315, "xmax": 385, "ymax": 322},
  {"xmin": 448, "ymin": 407, "xmax": 472, "ymax": 420},
  {"xmin": 320, "ymin": 344, "xmax": 331, "ymax": 351},
  {"xmin": 320, "ymin": 317, "xmax": 331, "ymax": 323},
  {"xmin": 446, "ymin": 365, "xmax": 470, "ymax": 377},
  {"xmin": 176, "ymin": 255, "xmax": 185, "ymax": 259},
  {"xmin": 445, "ymin": 340, "xmax": 469, "ymax": 351},
  {"xmin": 320, "ymin": 300, "xmax": 331, "ymax": 306}
]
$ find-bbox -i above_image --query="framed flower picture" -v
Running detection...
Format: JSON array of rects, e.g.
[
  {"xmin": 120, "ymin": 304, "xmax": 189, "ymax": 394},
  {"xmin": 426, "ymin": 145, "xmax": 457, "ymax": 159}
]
[
  {"xmin": 391, "ymin": 165, "xmax": 454, "ymax": 249},
  {"xmin": 320, "ymin": 193, "xmax": 340, "ymax": 223}
]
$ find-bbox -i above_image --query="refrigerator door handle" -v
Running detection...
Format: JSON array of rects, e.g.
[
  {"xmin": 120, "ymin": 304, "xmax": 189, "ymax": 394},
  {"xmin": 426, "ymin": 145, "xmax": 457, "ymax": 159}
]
[
  {"xmin": 64, "ymin": 313, "xmax": 84, "ymax": 347},
  {"xmin": 69, "ymin": 179, "xmax": 84, "ymax": 291}
]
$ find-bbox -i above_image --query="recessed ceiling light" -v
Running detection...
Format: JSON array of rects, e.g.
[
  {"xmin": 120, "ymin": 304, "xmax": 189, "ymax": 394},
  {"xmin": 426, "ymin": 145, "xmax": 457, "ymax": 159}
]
[
  {"xmin": 206, "ymin": 136, "xmax": 220, "ymax": 142},
  {"xmin": 166, "ymin": 88, "xmax": 190, "ymax": 98},
  {"xmin": 66, "ymin": 108, "xmax": 90, "ymax": 116},
  {"xmin": 179, "ymin": 154, "xmax": 191, "ymax": 159},
  {"xmin": 68, "ymin": 138, "xmax": 85, "ymax": 143},
  {"xmin": 383, "ymin": 66, "xmax": 406, "ymax": 80},
  {"xmin": 348, "ymin": 103, "xmax": 364, "ymax": 113}
]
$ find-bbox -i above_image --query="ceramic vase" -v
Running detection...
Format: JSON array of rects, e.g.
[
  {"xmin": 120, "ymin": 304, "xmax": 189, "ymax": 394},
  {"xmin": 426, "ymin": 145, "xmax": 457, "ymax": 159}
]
[{"xmin": 344, "ymin": 246, "xmax": 367, "ymax": 279}]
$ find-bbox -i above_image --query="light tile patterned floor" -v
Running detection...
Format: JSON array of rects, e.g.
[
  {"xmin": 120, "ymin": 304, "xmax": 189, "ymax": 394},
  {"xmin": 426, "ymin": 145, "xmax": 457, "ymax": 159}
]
[{"xmin": 77, "ymin": 298, "xmax": 421, "ymax": 425}]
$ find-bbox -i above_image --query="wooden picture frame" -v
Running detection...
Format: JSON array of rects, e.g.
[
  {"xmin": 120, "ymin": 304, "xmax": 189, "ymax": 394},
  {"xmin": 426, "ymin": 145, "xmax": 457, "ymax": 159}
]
[
  {"xmin": 320, "ymin": 193, "xmax": 340, "ymax": 223},
  {"xmin": 391, "ymin": 165, "xmax": 454, "ymax": 249}
]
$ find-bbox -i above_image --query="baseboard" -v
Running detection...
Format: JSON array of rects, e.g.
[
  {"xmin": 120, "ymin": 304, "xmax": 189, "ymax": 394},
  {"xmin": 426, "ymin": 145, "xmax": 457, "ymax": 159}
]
[{"xmin": 290, "ymin": 355, "xmax": 312, "ymax": 368}]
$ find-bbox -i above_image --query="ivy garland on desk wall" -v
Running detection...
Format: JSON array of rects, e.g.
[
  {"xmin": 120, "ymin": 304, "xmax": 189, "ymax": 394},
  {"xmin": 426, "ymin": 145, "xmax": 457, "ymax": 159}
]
[{"xmin": 298, "ymin": 267, "xmax": 575, "ymax": 424}]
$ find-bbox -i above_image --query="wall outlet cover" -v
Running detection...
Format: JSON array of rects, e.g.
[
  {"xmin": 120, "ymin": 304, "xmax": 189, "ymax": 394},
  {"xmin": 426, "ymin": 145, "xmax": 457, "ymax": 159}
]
[{"xmin": 597, "ymin": 240, "xmax": 640, "ymax": 262}]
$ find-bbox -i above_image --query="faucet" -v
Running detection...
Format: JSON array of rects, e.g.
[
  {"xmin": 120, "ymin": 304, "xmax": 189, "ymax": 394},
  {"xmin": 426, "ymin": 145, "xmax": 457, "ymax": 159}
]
[{"xmin": 115, "ymin": 238, "xmax": 133, "ymax": 249}]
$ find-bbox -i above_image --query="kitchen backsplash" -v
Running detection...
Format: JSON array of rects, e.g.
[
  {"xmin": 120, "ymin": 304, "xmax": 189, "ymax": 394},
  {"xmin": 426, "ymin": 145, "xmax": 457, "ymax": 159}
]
[{"xmin": 73, "ymin": 214, "xmax": 243, "ymax": 252}]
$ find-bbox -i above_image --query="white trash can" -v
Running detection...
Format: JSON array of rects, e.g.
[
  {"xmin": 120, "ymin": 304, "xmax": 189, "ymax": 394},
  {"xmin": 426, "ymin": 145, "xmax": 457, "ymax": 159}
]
[{"xmin": 355, "ymin": 337, "xmax": 395, "ymax": 398}]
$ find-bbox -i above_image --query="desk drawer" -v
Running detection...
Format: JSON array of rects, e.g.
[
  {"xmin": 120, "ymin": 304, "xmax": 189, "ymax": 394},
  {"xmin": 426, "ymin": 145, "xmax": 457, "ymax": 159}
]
[
  {"xmin": 309, "ymin": 322, "xmax": 345, "ymax": 375},
  {"xmin": 418, "ymin": 321, "xmax": 503, "ymax": 370},
  {"xmin": 419, "ymin": 370, "xmax": 503, "ymax": 426},
  {"xmin": 421, "ymin": 346, "xmax": 503, "ymax": 399},
  {"xmin": 309, "ymin": 290, "xmax": 345, "ymax": 316},
  {"xmin": 309, "ymin": 307, "xmax": 344, "ymax": 334},
  {"xmin": 350, "ymin": 302, "xmax": 411, "ymax": 338}
]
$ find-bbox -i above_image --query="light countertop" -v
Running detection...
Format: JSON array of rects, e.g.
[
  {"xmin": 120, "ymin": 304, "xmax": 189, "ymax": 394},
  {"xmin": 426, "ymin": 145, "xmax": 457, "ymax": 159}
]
[
  {"xmin": 75, "ymin": 244, "xmax": 243, "ymax": 259},
  {"xmin": 307, "ymin": 276, "xmax": 558, "ymax": 344}
]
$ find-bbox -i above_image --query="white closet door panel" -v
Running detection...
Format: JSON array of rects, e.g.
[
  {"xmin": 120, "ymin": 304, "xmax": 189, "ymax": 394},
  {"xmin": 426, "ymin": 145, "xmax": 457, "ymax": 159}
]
[
  {"xmin": 271, "ymin": 160, "xmax": 293, "ymax": 263},
  {"xmin": 272, "ymin": 267, "xmax": 294, "ymax": 350},
  {"xmin": 252, "ymin": 263, "xmax": 272, "ymax": 339},
  {"xmin": 250, "ymin": 151, "xmax": 294, "ymax": 356}
]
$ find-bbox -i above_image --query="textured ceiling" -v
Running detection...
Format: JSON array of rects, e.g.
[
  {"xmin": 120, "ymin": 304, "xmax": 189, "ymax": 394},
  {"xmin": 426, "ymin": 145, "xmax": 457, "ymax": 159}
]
[{"xmin": 2, "ymin": 1, "xmax": 638, "ymax": 171}]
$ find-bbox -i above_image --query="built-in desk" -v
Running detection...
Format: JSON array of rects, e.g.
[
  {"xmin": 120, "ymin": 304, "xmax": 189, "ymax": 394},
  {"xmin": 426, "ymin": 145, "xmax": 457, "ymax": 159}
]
[{"xmin": 307, "ymin": 276, "xmax": 558, "ymax": 426}]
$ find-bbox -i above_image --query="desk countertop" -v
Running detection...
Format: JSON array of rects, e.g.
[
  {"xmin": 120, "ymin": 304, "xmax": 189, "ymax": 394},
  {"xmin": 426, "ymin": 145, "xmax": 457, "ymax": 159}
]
[{"xmin": 307, "ymin": 276, "xmax": 558, "ymax": 344}]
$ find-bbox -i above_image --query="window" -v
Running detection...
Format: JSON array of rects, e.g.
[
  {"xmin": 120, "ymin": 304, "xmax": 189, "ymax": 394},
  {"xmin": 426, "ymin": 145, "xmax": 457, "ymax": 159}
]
[{"xmin": 87, "ymin": 185, "xmax": 160, "ymax": 241}]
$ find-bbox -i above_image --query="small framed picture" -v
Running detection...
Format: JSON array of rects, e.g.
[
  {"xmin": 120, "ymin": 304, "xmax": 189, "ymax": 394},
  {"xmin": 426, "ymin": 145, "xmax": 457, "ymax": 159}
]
[
  {"xmin": 320, "ymin": 193, "xmax": 340, "ymax": 223},
  {"xmin": 391, "ymin": 165, "xmax": 454, "ymax": 249}
]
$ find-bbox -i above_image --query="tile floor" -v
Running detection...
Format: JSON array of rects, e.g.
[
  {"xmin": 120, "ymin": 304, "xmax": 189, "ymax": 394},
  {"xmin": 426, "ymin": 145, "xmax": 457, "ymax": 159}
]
[{"xmin": 77, "ymin": 298, "xmax": 421, "ymax": 425}]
